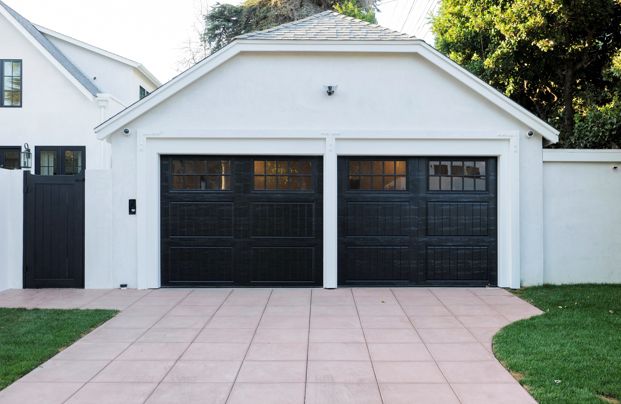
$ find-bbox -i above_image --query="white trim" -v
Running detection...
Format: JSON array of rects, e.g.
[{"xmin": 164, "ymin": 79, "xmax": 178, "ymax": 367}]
[
  {"xmin": 136, "ymin": 131, "xmax": 520, "ymax": 289},
  {"xmin": 0, "ymin": 6, "xmax": 94, "ymax": 101},
  {"xmin": 36, "ymin": 25, "xmax": 161, "ymax": 87},
  {"xmin": 94, "ymin": 40, "xmax": 559, "ymax": 143},
  {"xmin": 543, "ymin": 149, "xmax": 621, "ymax": 163}
]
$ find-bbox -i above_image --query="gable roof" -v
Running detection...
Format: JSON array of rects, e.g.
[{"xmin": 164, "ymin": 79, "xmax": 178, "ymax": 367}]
[
  {"xmin": 0, "ymin": 0, "xmax": 100, "ymax": 97},
  {"xmin": 95, "ymin": 12, "xmax": 559, "ymax": 142},
  {"xmin": 36, "ymin": 25, "xmax": 161, "ymax": 87},
  {"xmin": 237, "ymin": 11, "xmax": 414, "ymax": 41}
]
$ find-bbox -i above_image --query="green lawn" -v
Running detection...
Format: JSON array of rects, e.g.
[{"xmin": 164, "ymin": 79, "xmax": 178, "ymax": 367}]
[
  {"xmin": 493, "ymin": 285, "xmax": 621, "ymax": 404},
  {"xmin": 0, "ymin": 308, "xmax": 117, "ymax": 390}
]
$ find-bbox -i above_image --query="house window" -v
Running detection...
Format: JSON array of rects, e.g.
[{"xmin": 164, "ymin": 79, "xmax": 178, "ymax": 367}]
[
  {"xmin": 170, "ymin": 158, "xmax": 231, "ymax": 190},
  {"xmin": 429, "ymin": 160, "xmax": 486, "ymax": 191},
  {"xmin": 35, "ymin": 146, "xmax": 85, "ymax": 176},
  {"xmin": 1, "ymin": 60, "xmax": 22, "ymax": 107},
  {"xmin": 348, "ymin": 160, "xmax": 406, "ymax": 191},
  {"xmin": 139, "ymin": 86, "xmax": 150, "ymax": 99},
  {"xmin": 253, "ymin": 160, "xmax": 313, "ymax": 191},
  {"xmin": 0, "ymin": 146, "xmax": 20, "ymax": 169}
]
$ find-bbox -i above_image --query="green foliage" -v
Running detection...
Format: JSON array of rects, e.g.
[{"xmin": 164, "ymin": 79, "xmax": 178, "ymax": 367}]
[
  {"xmin": 203, "ymin": 0, "xmax": 377, "ymax": 53},
  {"xmin": 0, "ymin": 308, "xmax": 116, "ymax": 390},
  {"xmin": 432, "ymin": 0, "xmax": 621, "ymax": 147},
  {"xmin": 494, "ymin": 285, "xmax": 621, "ymax": 403},
  {"xmin": 334, "ymin": 0, "xmax": 376, "ymax": 23}
]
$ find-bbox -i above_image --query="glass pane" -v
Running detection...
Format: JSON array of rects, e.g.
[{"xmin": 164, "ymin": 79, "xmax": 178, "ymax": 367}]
[
  {"xmin": 475, "ymin": 178, "xmax": 486, "ymax": 191},
  {"xmin": 3, "ymin": 61, "xmax": 12, "ymax": 76},
  {"xmin": 300, "ymin": 176, "xmax": 312, "ymax": 191},
  {"xmin": 254, "ymin": 160, "xmax": 265, "ymax": 175},
  {"xmin": 40, "ymin": 150, "xmax": 56, "ymax": 176},
  {"xmin": 463, "ymin": 177, "xmax": 475, "ymax": 191},
  {"xmin": 221, "ymin": 175, "xmax": 231, "ymax": 190},
  {"xmin": 395, "ymin": 161, "xmax": 406, "ymax": 175},
  {"xmin": 349, "ymin": 176, "xmax": 360, "ymax": 189},
  {"xmin": 466, "ymin": 165, "xmax": 480, "ymax": 177},
  {"xmin": 1, "ymin": 150, "xmax": 20, "ymax": 169},
  {"xmin": 429, "ymin": 161, "xmax": 438, "ymax": 175},
  {"xmin": 10, "ymin": 91, "xmax": 20, "ymax": 106},
  {"xmin": 276, "ymin": 161, "xmax": 288, "ymax": 175},
  {"xmin": 359, "ymin": 161, "xmax": 372, "ymax": 174},
  {"xmin": 429, "ymin": 176, "xmax": 440, "ymax": 190},
  {"xmin": 265, "ymin": 161, "xmax": 277, "ymax": 175},
  {"xmin": 292, "ymin": 160, "xmax": 312, "ymax": 174},
  {"xmin": 372, "ymin": 160, "xmax": 383, "ymax": 174},
  {"xmin": 452, "ymin": 177, "xmax": 463, "ymax": 190},
  {"xmin": 64, "ymin": 150, "xmax": 83, "ymax": 175},
  {"xmin": 349, "ymin": 161, "xmax": 360, "ymax": 175},
  {"xmin": 4, "ymin": 77, "xmax": 13, "ymax": 91},
  {"xmin": 266, "ymin": 176, "xmax": 277, "ymax": 189},
  {"xmin": 360, "ymin": 176, "xmax": 372, "ymax": 189},
  {"xmin": 451, "ymin": 161, "xmax": 464, "ymax": 176},
  {"xmin": 372, "ymin": 176, "xmax": 383, "ymax": 190},
  {"xmin": 254, "ymin": 176, "xmax": 265, "ymax": 190},
  {"xmin": 383, "ymin": 161, "xmax": 395, "ymax": 175},
  {"xmin": 395, "ymin": 176, "xmax": 406, "ymax": 190},
  {"xmin": 278, "ymin": 176, "xmax": 288, "ymax": 189},
  {"xmin": 220, "ymin": 161, "xmax": 231, "ymax": 175},
  {"xmin": 476, "ymin": 161, "xmax": 486, "ymax": 176},
  {"xmin": 383, "ymin": 176, "xmax": 395, "ymax": 190},
  {"xmin": 13, "ymin": 61, "xmax": 21, "ymax": 76}
]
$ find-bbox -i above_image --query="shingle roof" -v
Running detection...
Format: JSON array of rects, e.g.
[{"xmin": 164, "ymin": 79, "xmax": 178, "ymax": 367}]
[
  {"xmin": 236, "ymin": 11, "xmax": 415, "ymax": 41},
  {"xmin": 0, "ymin": 0, "xmax": 100, "ymax": 96}
]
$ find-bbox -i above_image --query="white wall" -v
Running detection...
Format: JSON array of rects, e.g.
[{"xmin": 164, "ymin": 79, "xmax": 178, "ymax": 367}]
[
  {"xmin": 0, "ymin": 12, "xmax": 106, "ymax": 169},
  {"xmin": 543, "ymin": 150, "xmax": 621, "ymax": 284},
  {"xmin": 104, "ymin": 50, "xmax": 542, "ymax": 289},
  {"xmin": 0, "ymin": 169, "xmax": 23, "ymax": 291},
  {"xmin": 85, "ymin": 169, "xmax": 114, "ymax": 288},
  {"xmin": 45, "ymin": 34, "xmax": 158, "ymax": 106}
]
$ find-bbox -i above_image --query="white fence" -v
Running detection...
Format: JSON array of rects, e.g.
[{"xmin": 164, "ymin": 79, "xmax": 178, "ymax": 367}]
[
  {"xmin": 543, "ymin": 150, "xmax": 621, "ymax": 284},
  {"xmin": 0, "ymin": 169, "xmax": 23, "ymax": 290}
]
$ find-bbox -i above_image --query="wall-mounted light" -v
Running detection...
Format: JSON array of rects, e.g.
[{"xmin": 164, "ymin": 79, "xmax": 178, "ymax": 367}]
[
  {"xmin": 21, "ymin": 143, "xmax": 32, "ymax": 169},
  {"xmin": 325, "ymin": 85, "xmax": 338, "ymax": 96}
]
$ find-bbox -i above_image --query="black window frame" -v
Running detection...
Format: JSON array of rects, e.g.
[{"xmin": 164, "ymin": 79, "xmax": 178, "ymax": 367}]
[
  {"xmin": 427, "ymin": 159, "xmax": 487, "ymax": 192},
  {"xmin": 139, "ymin": 86, "xmax": 150, "ymax": 99},
  {"xmin": 1, "ymin": 59, "xmax": 23, "ymax": 108},
  {"xmin": 35, "ymin": 146, "xmax": 86, "ymax": 176},
  {"xmin": 0, "ymin": 146, "xmax": 21, "ymax": 169}
]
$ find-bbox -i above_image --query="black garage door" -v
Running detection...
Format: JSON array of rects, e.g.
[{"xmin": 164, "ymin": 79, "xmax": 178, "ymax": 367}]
[
  {"xmin": 161, "ymin": 156, "xmax": 323, "ymax": 287},
  {"xmin": 338, "ymin": 157, "xmax": 497, "ymax": 286}
]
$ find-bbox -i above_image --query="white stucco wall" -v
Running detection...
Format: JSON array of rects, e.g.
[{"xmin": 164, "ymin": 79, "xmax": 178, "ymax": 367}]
[
  {"xmin": 0, "ymin": 12, "xmax": 105, "ymax": 169},
  {"xmin": 543, "ymin": 150, "xmax": 621, "ymax": 284},
  {"xmin": 101, "ymin": 50, "xmax": 544, "ymax": 289},
  {"xmin": 45, "ymin": 34, "xmax": 158, "ymax": 106},
  {"xmin": 0, "ymin": 169, "xmax": 23, "ymax": 291}
]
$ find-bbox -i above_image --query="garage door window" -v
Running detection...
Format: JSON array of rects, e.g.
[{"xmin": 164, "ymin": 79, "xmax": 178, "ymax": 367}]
[
  {"xmin": 348, "ymin": 160, "xmax": 406, "ymax": 191},
  {"xmin": 253, "ymin": 160, "xmax": 313, "ymax": 191},
  {"xmin": 171, "ymin": 158, "xmax": 231, "ymax": 190},
  {"xmin": 429, "ymin": 160, "xmax": 486, "ymax": 191}
]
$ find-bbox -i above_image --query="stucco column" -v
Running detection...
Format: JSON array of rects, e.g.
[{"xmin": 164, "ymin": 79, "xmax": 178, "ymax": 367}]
[{"xmin": 323, "ymin": 134, "xmax": 338, "ymax": 288}]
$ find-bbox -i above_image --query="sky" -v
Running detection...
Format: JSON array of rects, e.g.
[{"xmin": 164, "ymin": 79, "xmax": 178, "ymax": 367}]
[{"xmin": 3, "ymin": 0, "xmax": 436, "ymax": 83}]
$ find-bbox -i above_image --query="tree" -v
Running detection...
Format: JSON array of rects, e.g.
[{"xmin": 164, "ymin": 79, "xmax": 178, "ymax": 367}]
[
  {"xmin": 202, "ymin": 0, "xmax": 377, "ymax": 53},
  {"xmin": 432, "ymin": 0, "xmax": 621, "ymax": 146}
]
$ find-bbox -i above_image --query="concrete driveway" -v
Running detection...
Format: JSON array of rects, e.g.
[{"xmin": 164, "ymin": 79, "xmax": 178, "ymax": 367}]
[{"xmin": 0, "ymin": 287, "xmax": 541, "ymax": 404}]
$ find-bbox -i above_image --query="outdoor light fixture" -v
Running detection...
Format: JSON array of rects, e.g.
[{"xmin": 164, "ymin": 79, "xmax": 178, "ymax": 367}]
[
  {"xmin": 21, "ymin": 143, "xmax": 32, "ymax": 169},
  {"xmin": 325, "ymin": 85, "xmax": 338, "ymax": 96}
]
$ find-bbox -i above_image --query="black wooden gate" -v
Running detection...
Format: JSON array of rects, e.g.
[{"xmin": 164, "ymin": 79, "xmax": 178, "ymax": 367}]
[{"xmin": 23, "ymin": 172, "xmax": 85, "ymax": 288}]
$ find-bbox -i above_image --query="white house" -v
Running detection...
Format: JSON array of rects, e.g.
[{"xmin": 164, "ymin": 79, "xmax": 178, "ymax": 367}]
[
  {"xmin": 0, "ymin": 0, "xmax": 160, "ymax": 173},
  {"xmin": 2, "ymin": 10, "xmax": 620, "ymax": 291}
]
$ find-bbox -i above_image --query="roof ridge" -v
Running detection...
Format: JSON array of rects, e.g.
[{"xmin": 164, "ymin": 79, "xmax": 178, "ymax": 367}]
[{"xmin": 235, "ymin": 10, "xmax": 415, "ymax": 41}]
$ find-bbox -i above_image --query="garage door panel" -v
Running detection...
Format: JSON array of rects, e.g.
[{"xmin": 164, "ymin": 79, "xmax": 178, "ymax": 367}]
[
  {"xmin": 167, "ymin": 247, "xmax": 234, "ymax": 283},
  {"xmin": 339, "ymin": 156, "xmax": 497, "ymax": 286},
  {"xmin": 251, "ymin": 247, "xmax": 316, "ymax": 284},
  {"xmin": 344, "ymin": 246, "xmax": 411, "ymax": 282},
  {"xmin": 425, "ymin": 245, "xmax": 490, "ymax": 281},
  {"xmin": 426, "ymin": 201, "xmax": 490, "ymax": 236},
  {"xmin": 169, "ymin": 202, "xmax": 234, "ymax": 237},
  {"xmin": 345, "ymin": 201, "xmax": 411, "ymax": 237},
  {"xmin": 251, "ymin": 202, "xmax": 316, "ymax": 238},
  {"xmin": 161, "ymin": 156, "xmax": 323, "ymax": 287}
]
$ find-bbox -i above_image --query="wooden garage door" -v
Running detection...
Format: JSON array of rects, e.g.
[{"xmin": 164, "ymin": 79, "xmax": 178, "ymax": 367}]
[
  {"xmin": 338, "ymin": 157, "xmax": 497, "ymax": 286},
  {"xmin": 161, "ymin": 156, "xmax": 323, "ymax": 287}
]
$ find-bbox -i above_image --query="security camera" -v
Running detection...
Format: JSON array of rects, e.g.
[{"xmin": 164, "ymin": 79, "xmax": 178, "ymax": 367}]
[
  {"xmin": 527, "ymin": 130, "xmax": 534, "ymax": 138},
  {"xmin": 325, "ymin": 85, "xmax": 338, "ymax": 96},
  {"xmin": 123, "ymin": 128, "xmax": 131, "ymax": 136}
]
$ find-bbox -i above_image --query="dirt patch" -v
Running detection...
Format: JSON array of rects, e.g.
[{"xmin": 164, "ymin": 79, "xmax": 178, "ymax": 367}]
[{"xmin": 597, "ymin": 395, "xmax": 620, "ymax": 404}]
